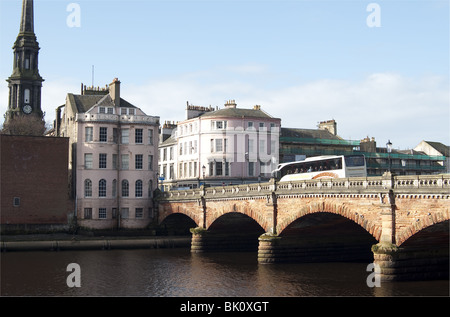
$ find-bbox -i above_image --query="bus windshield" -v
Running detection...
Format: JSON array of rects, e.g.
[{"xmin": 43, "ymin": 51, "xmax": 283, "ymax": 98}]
[{"xmin": 344, "ymin": 155, "xmax": 365, "ymax": 167}]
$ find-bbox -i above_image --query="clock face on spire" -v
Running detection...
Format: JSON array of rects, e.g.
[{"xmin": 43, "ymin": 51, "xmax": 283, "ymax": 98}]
[{"xmin": 23, "ymin": 104, "xmax": 32, "ymax": 114}]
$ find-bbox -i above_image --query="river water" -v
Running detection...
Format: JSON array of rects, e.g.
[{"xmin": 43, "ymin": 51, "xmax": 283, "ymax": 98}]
[{"xmin": 1, "ymin": 248, "xmax": 448, "ymax": 297}]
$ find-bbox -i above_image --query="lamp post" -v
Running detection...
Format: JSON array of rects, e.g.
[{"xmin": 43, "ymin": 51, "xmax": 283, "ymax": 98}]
[{"xmin": 386, "ymin": 140, "xmax": 392, "ymax": 173}]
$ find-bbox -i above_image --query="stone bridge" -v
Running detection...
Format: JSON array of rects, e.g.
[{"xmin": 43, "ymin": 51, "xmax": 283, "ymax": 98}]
[{"xmin": 157, "ymin": 173, "xmax": 449, "ymax": 281}]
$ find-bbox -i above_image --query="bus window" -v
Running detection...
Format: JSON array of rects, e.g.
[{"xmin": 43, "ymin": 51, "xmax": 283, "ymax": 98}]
[{"xmin": 345, "ymin": 156, "xmax": 365, "ymax": 167}]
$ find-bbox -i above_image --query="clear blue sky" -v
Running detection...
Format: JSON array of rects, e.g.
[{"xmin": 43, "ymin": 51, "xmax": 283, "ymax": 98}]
[{"xmin": 1, "ymin": 0, "xmax": 448, "ymax": 149}]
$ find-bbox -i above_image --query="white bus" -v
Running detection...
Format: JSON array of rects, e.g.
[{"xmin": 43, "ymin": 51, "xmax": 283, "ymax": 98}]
[{"xmin": 272, "ymin": 155, "xmax": 367, "ymax": 182}]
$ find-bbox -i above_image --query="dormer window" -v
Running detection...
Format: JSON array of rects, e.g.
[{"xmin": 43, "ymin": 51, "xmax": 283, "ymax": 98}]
[
  {"xmin": 120, "ymin": 108, "xmax": 135, "ymax": 115},
  {"xmin": 99, "ymin": 107, "xmax": 114, "ymax": 114}
]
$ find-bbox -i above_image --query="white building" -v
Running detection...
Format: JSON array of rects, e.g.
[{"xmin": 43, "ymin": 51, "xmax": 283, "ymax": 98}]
[
  {"xmin": 56, "ymin": 78, "xmax": 160, "ymax": 229},
  {"xmin": 159, "ymin": 100, "xmax": 281, "ymax": 190}
]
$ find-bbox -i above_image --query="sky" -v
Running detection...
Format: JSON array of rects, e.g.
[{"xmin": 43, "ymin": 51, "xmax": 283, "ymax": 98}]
[{"xmin": 0, "ymin": 0, "xmax": 448, "ymax": 149}]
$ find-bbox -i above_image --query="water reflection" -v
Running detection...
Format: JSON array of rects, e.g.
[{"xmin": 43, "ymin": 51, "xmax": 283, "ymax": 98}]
[{"xmin": 1, "ymin": 249, "xmax": 448, "ymax": 296}]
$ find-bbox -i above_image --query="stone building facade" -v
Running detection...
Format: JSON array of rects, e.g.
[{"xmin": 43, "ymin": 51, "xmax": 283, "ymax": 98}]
[
  {"xmin": 159, "ymin": 100, "xmax": 281, "ymax": 190},
  {"xmin": 56, "ymin": 79, "xmax": 160, "ymax": 229}
]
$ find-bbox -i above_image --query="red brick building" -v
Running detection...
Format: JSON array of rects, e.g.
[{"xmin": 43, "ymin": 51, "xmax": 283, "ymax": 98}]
[{"xmin": 1, "ymin": 135, "xmax": 71, "ymax": 233}]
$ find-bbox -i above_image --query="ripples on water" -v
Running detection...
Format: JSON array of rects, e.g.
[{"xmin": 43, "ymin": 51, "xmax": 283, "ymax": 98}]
[{"xmin": 1, "ymin": 248, "xmax": 448, "ymax": 297}]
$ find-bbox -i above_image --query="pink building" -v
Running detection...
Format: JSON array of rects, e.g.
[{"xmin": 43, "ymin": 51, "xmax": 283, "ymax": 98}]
[
  {"xmin": 56, "ymin": 79, "xmax": 159, "ymax": 229},
  {"xmin": 159, "ymin": 100, "xmax": 281, "ymax": 189}
]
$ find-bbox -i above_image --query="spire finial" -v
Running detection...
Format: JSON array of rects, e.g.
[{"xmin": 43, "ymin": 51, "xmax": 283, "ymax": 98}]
[{"xmin": 20, "ymin": 0, "xmax": 34, "ymax": 33}]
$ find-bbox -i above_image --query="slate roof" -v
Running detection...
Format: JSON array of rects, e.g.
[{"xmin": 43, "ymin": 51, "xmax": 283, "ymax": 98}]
[
  {"xmin": 67, "ymin": 93, "xmax": 137, "ymax": 114},
  {"xmin": 280, "ymin": 127, "xmax": 342, "ymax": 141},
  {"xmin": 424, "ymin": 141, "xmax": 449, "ymax": 156},
  {"xmin": 199, "ymin": 107, "xmax": 277, "ymax": 120},
  {"xmin": 160, "ymin": 134, "xmax": 177, "ymax": 147}
]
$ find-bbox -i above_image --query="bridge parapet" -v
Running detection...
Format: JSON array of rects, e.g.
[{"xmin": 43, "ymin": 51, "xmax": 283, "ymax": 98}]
[{"xmin": 159, "ymin": 174, "xmax": 450, "ymax": 201}]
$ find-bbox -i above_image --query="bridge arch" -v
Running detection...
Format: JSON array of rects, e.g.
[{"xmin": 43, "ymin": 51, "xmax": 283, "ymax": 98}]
[
  {"xmin": 159, "ymin": 212, "xmax": 198, "ymax": 235},
  {"xmin": 159, "ymin": 203, "xmax": 201, "ymax": 228},
  {"xmin": 277, "ymin": 201, "xmax": 381, "ymax": 241},
  {"xmin": 397, "ymin": 215, "xmax": 450, "ymax": 247},
  {"xmin": 205, "ymin": 199, "xmax": 271, "ymax": 232}
]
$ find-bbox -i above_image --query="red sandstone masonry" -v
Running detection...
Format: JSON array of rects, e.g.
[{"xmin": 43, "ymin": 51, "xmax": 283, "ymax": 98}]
[{"xmin": 159, "ymin": 175, "xmax": 449, "ymax": 246}]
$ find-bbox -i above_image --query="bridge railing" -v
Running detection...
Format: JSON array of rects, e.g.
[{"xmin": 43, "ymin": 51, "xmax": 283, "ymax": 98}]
[{"xmin": 159, "ymin": 174, "xmax": 450, "ymax": 201}]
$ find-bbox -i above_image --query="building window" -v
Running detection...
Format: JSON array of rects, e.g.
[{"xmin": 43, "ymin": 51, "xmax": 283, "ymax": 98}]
[
  {"xmin": 84, "ymin": 179, "xmax": 92, "ymax": 197},
  {"xmin": 135, "ymin": 180, "xmax": 143, "ymax": 197},
  {"xmin": 169, "ymin": 164, "xmax": 174, "ymax": 179},
  {"xmin": 248, "ymin": 139, "xmax": 254, "ymax": 153},
  {"xmin": 259, "ymin": 122, "xmax": 265, "ymax": 129},
  {"xmin": 112, "ymin": 208, "xmax": 117, "ymax": 219},
  {"xmin": 99, "ymin": 208, "xmax": 107, "ymax": 219},
  {"xmin": 99, "ymin": 153, "xmax": 107, "ymax": 169},
  {"xmin": 112, "ymin": 154, "xmax": 118, "ymax": 169},
  {"xmin": 225, "ymin": 162, "xmax": 230, "ymax": 176},
  {"xmin": 85, "ymin": 127, "xmax": 93, "ymax": 142},
  {"xmin": 84, "ymin": 208, "xmax": 92, "ymax": 219},
  {"xmin": 248, "ymin": 162, "xmax": 255, "ymax": 176},
  {"xmin": 113, "ymin": 128, "xmax": 119, "ymax": 144},
  {"xmin": 148, "ymin": 155, "xmax": 153, "ymax": 170},
  {"xmin": 135, "ymin": 208, "xmax": 143, "ymax": 219},
  {"xmin": 107, "ymin": 107, "xmax": 114, "ymax": 114},
  {"xmin": 122, "ymin": 180, "xmax": 129, "ymax": 197},
  {"xmin": 248, "ymin": 121, "xmax": 254, "ymax": 128},
  {"xmin": 121, "ymin": 154, "xmax": 129, "ymax": 170},
  {"xmin": 212, "ymin": 120, "xmax": 227, "ymax": 130},
  {"xmin": 112, "ymin": 179, "xmax": 117, "ymax": 197},
  {"xmin": 99, "ymin": 127, "xmax": 107, "ymax": 142},
  {"xmin": 216, "ymin": 162, "xmax": 223, "ymax": 176},
  {"xmin": 121, "ymin": 208, "xmax": 129, "ymax": 219},
  {"xmin": 84, "ymin": 153, "xmax": 93, "ymax": 169},
  {"xmin": 259, "ymin": 140, "xmax": 266, "ymax": 154},
  {"xmin": 148, "ymin": 129, "xmax": 154, "ymax": 145},
  {"xmin": 135, "ymin": 128, "xmax": 143, "ymax": 144},
  {"xmin": 215, "ymin": 139, "xmax": 223, "ymax": 152},
  {"xmin": 13, "ymin": 197, "xmax": 20, "ymax": 207},
  {"xmin": 99, "ymin": 107, "xmax": 106, "ymax": 114},
  {"xmin": 135, "ymin": 154, "xmax": 143, "ymax": 170},
  {"xmin": 121, "ymin": 128, "xmax": 129, "ymax": 144},
  {"xmin": 99, "ymin": 179, "xmax": 106, "ymax": 197}
]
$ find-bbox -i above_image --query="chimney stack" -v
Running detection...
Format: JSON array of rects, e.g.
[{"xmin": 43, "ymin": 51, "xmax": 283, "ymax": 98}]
[
  {"xmin": 109, "ymin": 78, "xmax": 121, "ymax": 106},
  {"xmin": 318, "ymin": 119, "xmax": 337, "ymax": 136},
  {"xmin": 224, "ymin": 100, "xmax": 237, "ymax": 108}
]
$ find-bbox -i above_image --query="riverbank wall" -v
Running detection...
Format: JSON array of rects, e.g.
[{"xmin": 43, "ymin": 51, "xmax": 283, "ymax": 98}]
[{"xmin": 0, "ymin": 235, "xmax": 191, "ymax": 252}]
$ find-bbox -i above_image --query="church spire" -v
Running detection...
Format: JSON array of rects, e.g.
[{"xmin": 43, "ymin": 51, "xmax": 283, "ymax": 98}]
[
  {"xmin": 4, "ymin": 0, "xmax": 44, "ymax": 126},
  {"xmin": 20, "ymin": 0, "xmax": 34, "ymax": 34}
]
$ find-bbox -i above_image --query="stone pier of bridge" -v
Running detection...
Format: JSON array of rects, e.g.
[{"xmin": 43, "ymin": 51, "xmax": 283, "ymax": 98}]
[{"xmin": 158, "ymin": 173, "xmax": 449, "ymax": 281}]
